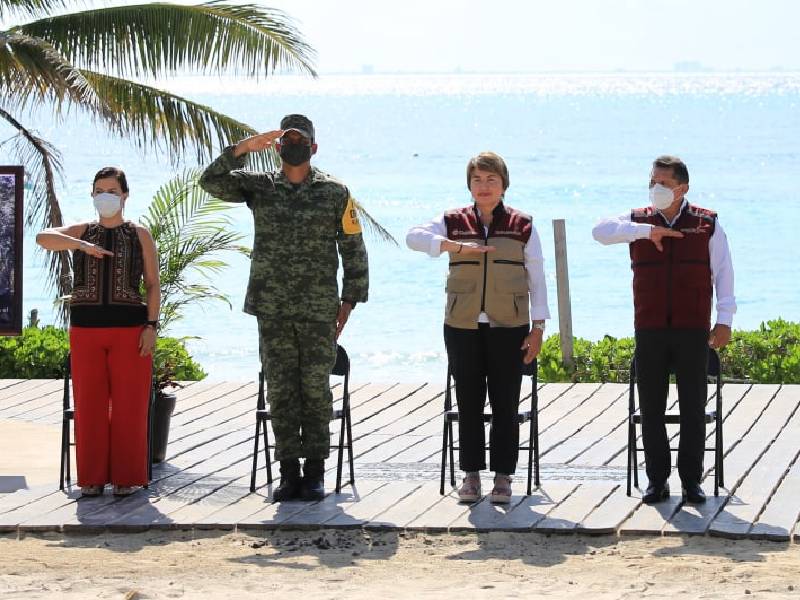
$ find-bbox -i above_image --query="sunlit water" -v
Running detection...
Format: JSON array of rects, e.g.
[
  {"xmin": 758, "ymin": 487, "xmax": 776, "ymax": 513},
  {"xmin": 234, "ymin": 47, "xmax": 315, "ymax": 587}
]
[{"xmin": 15, "ymin": 73, "xmax": 800, "ymax": 382}]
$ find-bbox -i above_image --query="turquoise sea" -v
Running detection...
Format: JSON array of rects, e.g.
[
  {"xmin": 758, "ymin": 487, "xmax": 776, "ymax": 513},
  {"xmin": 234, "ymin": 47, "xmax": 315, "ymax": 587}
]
[{"xmin": 17, "ymin": 73, "xmax": 800, "ymax": 382}]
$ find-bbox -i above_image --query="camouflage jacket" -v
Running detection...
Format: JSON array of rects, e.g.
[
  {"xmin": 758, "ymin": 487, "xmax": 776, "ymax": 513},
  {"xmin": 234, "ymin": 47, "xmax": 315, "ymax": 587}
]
[{"xmin": 199, "ymin": 146, "xmax": 369, "ymax": 322}]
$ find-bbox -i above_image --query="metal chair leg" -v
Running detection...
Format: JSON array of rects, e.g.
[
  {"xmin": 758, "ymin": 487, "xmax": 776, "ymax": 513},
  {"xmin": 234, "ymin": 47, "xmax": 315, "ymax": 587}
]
[
  {"xmin": 346, "ymin": 404, "xmax": 355, "ymax": 488},
  {"xmin": 440, "ymin": 417, "xmax": 449, "ymax": 495},
  {"xmin": 448, "ymin": 420, "xmax": 456, "ymax": 487},
  {"xmin": 627, "ymin": 420, "xmax": 634, "ymax": 496},
  {"xmin": 59, "ymin": 418, "xmax": 68, "ymax": 490},
  {"xmin": 250, "ymin": 418, "xmax": 262, "ymax": 492},
  {"xmin": 336, "ymin": 410, "xmax": 346, "ymax": 493},
  {"xmin": 263, "ymin": 420, "xmax": 272, "ymax": 485}
]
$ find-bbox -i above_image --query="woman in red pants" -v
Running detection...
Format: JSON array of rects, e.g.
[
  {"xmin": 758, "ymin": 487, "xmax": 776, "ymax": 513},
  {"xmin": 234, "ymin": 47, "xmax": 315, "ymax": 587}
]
[{"xmin": 37, "ymin": 167, "xmax": 160, "ymax": 497}]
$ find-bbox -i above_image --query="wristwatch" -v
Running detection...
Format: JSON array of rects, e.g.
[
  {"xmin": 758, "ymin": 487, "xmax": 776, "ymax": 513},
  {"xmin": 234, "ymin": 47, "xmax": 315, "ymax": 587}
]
[
  {"xmin": 145, "ymin": 320, "xmax": 160, "ymax": 330},
  {"xmin": 532, "ymin": 322, "xmax": 546, "ymax": 331}
]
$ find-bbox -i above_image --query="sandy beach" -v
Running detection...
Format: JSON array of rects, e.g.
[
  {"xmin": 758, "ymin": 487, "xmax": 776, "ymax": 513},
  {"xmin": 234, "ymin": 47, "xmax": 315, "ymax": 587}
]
[{"xmin": 1, "ymin": 529, "xmax": 799, "ymax": 599}]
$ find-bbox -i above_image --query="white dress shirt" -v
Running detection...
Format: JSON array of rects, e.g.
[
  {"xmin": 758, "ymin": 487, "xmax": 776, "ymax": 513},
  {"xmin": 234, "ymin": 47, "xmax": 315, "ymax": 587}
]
[
  {"xmin": 406, "ymin": 211, "xmax": 551, "ymax": 323},
  {"xmin": 591, "ymin": 199, "xmax": 736, "ymax": 327}
]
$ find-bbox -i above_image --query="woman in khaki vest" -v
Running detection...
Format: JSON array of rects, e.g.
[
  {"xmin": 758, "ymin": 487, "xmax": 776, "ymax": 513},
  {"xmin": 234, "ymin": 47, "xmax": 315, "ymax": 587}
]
[{"xmin": 406, "ymin": 152, "xmax": 550, "ymax": 503}]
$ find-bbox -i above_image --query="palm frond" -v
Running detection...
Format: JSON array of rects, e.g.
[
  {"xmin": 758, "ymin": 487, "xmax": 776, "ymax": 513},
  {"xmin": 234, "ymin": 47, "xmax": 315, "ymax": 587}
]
[
  {"xmin": 140, "ymin": 170, "xmax": 250, "ymax": 331},
  {"xmin": 0, "ymin": 106, "xmax": 71, "ymax": 313},
  {"xmin": 0, "ymin": 32, "xmax": 99, "ymax": 112},
  {"xmin": 80, "ymin": 70, "xmax": 274, "ymax": 167},
  {"xmin": 353, "ymin": 200, "xmax": 398, "ymax": 245},
  {"xmin": 0, "ymin": 0, "xmax": 66, "ymax": 20},
  {"xmin": 13, "ymin": 1, "xmax": 316, "ymax": 79}
]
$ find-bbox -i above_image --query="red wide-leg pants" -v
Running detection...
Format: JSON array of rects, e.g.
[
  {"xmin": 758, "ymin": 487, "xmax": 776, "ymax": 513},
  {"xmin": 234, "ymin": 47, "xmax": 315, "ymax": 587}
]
[{"xmin": 69, "ymin": 326, "xmax": 152, "ymax": 486}]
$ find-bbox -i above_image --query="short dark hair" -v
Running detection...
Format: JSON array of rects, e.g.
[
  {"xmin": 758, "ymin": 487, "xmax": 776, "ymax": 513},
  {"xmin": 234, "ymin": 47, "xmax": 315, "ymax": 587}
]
[
  {"xmin": 652, "ymin": 155, "xmax": 689, "ymax": 184},
  {"xmin": 466, "ymin": 152, "xmax": 510, "ymax": 190},
  {"xmin": 92, "ymin": 167, "xmax": 129, "ymax": 193}
]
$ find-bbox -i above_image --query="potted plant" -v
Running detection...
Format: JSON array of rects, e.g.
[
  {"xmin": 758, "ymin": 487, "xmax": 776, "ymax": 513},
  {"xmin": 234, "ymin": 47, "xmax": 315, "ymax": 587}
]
[{"xmin": 140, "ymin": 171, "xmax": 249, "ymax": 462}]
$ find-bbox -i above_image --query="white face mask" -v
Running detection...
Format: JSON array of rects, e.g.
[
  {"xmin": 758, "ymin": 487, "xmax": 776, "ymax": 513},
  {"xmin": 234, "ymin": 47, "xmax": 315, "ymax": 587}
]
[
  {"xmin": 649, "ymin": 183, "xmax": 675, "ymax": 210},
  {"xmin": 93, "ymin": 192, "xmax": 122, "ymax": 218}
]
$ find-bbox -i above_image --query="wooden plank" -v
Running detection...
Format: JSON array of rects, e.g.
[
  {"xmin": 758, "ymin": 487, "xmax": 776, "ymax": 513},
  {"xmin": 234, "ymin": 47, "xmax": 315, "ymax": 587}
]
[
  {"xmin": 278, "ymin": 480, "xmax": 388, "ymax": 528},
  {"xmin": 545, "ymin": 386, "xmax": 628, "ymax": 464},
  {"xmin": 534, "ymin": 482, "xmax": 617, "ymax": 533},
  {"xmin": 537, "ymin": 385, "xmax": 626, "ymax": 461},
  {"xmin": 403, "ymin": 488, "xmax": 471, "ymax": 532},
  {"xmin": 2, "ymin": 489, "xmax": 83, "ymax": 532},
  {"xmin": 576, "ymin": 484, "xmax": 641, "ymax": 534},
  {"xmin": 708, "ymin": 386, "xmax": 800, "ymax": 539},
  {"xmin": 365, "ymin": 481, "xmax": 445, "ymax": 530},
  {"xmin": 489, "ymin": 481, "xmax": 578, "ymax": 531},
  {"xmin": 663, "ymin": 495, "xmax": 729, "ymax": 536},
  {"xmin": 0, "ymin": 386, "xmax": 62, "ymax": 419},
  {"xmin": 0, "ymin": 379, "xmax": 26, "ymax": 391},
  {"xmin": 323, "ymin": 481, "xmax": 421, "ymax": 528},
  {"xmin": 619, "ymin": 472, "xmax": 682, "ymax": 535},
  {"xmin": 0, "ymin": 379, "xmax": 58, "ymax": 404},
  {"xmin": 536, "ymin": 384, "xmax": 602, "ymax": 438},
  {"xmin": 750, "ymin": 444, "xmax": 800, "ymax": 540},
  {"xmin": 447, "ymin": 495, "xmax": 527, "ymax": 532}
]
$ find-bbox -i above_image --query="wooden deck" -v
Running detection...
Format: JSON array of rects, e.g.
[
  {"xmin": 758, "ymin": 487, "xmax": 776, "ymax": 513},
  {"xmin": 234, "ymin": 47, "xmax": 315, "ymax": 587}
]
[{"xmin": 1, "ymin": 377, "xmax": 799, "ymax": 540}]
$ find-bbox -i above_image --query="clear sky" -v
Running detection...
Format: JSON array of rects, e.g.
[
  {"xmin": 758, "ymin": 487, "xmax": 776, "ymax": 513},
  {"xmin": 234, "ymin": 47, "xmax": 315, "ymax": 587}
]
[{"xmin": 254, "ymin": 0, "xmax": 799, "ymax": 73}]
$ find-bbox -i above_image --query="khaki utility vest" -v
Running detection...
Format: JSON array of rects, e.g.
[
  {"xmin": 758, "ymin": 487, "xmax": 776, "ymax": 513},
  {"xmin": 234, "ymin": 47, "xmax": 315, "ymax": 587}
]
[{"xmin": 443, "ymin": 203, "xmax": 532, "ymax": 329}]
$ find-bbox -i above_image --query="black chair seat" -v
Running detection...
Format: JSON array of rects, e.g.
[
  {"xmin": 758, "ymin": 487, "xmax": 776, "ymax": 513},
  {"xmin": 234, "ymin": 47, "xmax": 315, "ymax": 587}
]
[
  {"xmin": 440, "ymin": 359, "xmax": 540, "ymax": 495},
  {"xmin": 250, "ymin": 344, "xmax": 355, "ymax": 494},
  {"xmin": 631, "ymin": 410, "xmax": 717, "ymax": 425},
  {"xmin": 444, "ymin": 410, "xmax": 533, "ymax": 425},
  {"xmin": 627, "ymin": 348, "xmax": 724, "ymax": 497}
]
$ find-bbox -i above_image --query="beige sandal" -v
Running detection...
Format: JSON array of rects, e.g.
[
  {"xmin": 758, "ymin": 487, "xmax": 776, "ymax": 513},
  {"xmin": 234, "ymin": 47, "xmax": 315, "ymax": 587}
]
[
  {"xmin": 80, "ymin": 485, "xmax": 103, "ymax": 497},
  {"xmin": 489, "ymin": 475, "xmax": 512, "ymax": 504},
  {"xmin": 458, "ymin": 473, "xmax": 482, "ymax": 503},
  {"xmin": 112, "ymin": 485, "xmax": 140, "ymax": 497}
]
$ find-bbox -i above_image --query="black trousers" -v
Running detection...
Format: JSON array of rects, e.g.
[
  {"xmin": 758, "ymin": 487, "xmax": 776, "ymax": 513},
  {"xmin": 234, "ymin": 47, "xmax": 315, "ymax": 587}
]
[
  {"xmin": 635, "ymin": 328, "xmax": 709, "ymax": 486},
  {"xmin": 444, "ymin": 323, "xmax": 528, "ymax": 474}
]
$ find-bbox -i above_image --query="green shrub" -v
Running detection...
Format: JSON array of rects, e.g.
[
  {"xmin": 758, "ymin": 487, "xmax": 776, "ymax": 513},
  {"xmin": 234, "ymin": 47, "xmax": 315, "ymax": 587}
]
[
  {"xmin": 0, "ymin": 325, "xmax": 206, "ymax": 381},
  {"xmin": 538, "ymin": 319, "xmax": 800, "ymax": 384}
]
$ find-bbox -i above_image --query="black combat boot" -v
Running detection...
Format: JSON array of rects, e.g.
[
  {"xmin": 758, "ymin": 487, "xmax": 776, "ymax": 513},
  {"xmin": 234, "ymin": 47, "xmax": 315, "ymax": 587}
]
[
  {"xmin": 301, "ymin": 458, "xmax": 326, "ymax": 501},
  {"xmin": 272, "ymin": 459, "xmax": 302, "ymax": 502}
]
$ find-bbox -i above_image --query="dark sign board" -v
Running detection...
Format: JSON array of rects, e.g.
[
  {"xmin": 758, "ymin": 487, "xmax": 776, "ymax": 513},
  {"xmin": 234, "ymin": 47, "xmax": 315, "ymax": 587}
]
[{"xmin": 0, "ymin": 166, "xmax": 23, "ymax": 336}]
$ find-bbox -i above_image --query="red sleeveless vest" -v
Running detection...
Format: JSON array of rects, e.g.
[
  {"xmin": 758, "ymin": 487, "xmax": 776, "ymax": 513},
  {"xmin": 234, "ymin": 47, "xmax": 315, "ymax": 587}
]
[{"xmin": 629, "ymin": 203, "xmax": 716, "ymax": 330}]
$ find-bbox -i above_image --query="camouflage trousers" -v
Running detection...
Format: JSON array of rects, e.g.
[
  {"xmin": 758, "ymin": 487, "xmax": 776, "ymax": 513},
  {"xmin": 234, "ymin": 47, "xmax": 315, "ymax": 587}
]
[{"xmin": 257, "ymin": 318, "xmax": 337, "ymax": 461}]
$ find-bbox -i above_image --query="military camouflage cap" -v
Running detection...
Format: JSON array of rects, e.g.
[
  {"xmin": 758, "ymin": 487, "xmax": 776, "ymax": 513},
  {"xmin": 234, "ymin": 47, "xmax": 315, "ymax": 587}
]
[{"xmin": 280, "ymin": 114, "xmax": 315, "ymax": 142}]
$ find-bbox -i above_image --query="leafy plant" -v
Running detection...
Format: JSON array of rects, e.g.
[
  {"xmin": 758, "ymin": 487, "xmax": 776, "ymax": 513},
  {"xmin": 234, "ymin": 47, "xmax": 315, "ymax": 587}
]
[
  {"xmin": 538, "ymin": 320, "xmax": 800, "ymax": 384},
  {"xmin": 140, "ymin": 170, "xmax": 249, "ymax": 333},
  {"xmin": 0, "ymin": 324, "xmax": 204, "ymax": 380}
]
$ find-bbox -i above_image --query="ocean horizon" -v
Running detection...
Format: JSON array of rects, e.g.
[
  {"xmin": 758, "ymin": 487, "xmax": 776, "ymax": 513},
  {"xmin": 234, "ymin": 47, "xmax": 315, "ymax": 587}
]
[{"xmin": 15, "ymin": 72, "xmax": 800, "ymax": 382}]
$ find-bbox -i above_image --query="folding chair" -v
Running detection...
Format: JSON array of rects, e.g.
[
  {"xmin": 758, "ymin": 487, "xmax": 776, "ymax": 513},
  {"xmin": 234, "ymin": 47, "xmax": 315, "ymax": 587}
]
[
  {"xmin": 627, "ymin": 348, "xmax": 724, "ymax": 496},
  {"xmin": 440, "ymin": 358, "xmax": 539, "ymax": 496},
  {"xmin": 60, "ymin": 353, "xmax": 155, "ymax": 490},
  {"xmin": 250, "ymin": 344, "xmax": 355, "ymax": 494}
]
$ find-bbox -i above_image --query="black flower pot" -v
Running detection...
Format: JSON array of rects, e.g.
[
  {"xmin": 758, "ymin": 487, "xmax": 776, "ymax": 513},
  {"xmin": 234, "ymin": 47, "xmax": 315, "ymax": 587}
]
[{"xmin": 150, "ymin": 391, "xmax": 176, "ymax": 463}]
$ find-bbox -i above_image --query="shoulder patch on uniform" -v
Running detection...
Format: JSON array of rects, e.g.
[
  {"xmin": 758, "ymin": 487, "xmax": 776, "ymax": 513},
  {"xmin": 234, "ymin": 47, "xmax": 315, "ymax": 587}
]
[{"xmin": 342, "ymin": 196, "xmax": 362, "ymax": 235}]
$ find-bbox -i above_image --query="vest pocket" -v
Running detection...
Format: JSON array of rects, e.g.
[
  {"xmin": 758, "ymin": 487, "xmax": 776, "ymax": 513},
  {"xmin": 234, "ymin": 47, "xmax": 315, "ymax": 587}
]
[{"xmin": 445, "ymin": 279, "xmax": 476, "ymax": 319}]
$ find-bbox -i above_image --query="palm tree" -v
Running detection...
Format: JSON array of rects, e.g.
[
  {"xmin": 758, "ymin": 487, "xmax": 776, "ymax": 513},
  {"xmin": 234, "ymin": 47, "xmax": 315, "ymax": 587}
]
[{"xmin": 0, "ymin": 0, "xmax": 316, "ymax": 302}]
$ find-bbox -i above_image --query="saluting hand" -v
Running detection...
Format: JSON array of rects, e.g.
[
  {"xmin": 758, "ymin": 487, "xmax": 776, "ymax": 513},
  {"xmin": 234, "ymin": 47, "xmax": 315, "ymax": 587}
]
[
  {"xmin": 649, "ymin": 226, "xmax": 684, "ymax": 252},
  {"xmin": 234, "ymin": 130, "xmax": 284, "ymax": 157}
]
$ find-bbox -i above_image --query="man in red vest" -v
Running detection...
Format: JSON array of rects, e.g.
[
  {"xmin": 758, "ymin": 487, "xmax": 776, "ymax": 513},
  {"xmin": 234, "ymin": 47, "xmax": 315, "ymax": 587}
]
[{"xmin": 592, "ymin": 155, "xmax": 736, "ymax": 504}]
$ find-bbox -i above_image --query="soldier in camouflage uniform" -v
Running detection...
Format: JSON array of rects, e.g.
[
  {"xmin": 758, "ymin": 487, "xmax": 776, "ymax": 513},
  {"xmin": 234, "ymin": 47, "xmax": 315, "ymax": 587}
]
[{"xmin": 199, "ymin": 114, "xmax": 369, "ymax": 501}]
